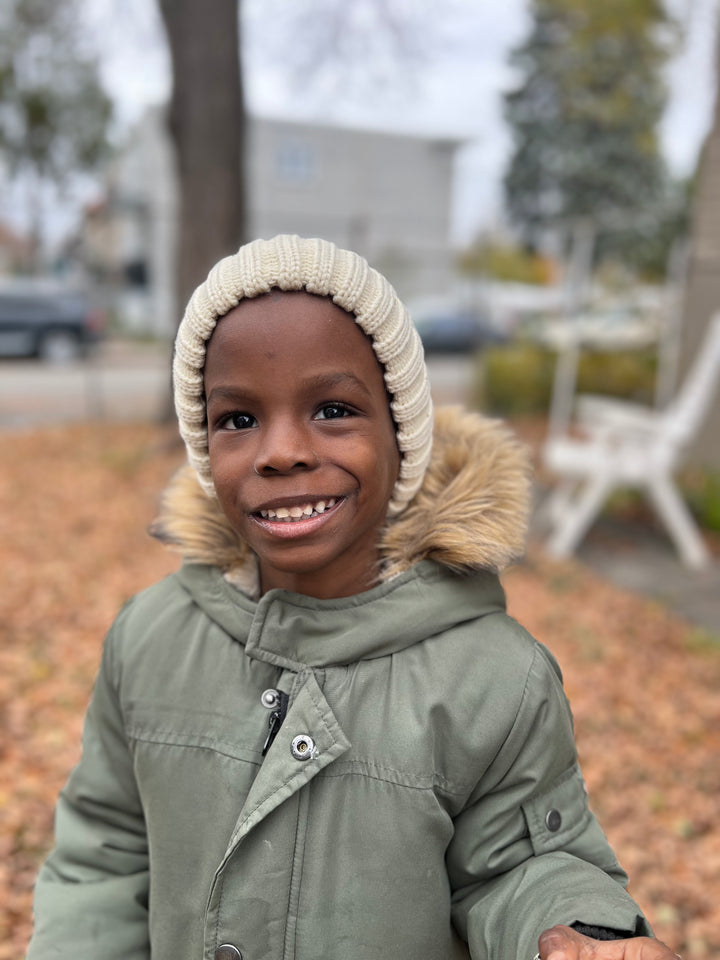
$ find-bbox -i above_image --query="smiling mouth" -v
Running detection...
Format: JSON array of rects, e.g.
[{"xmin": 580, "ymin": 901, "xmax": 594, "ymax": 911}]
[{"xmin": 255, "ymin": 497, "xmax": 339, "ymax": 523}]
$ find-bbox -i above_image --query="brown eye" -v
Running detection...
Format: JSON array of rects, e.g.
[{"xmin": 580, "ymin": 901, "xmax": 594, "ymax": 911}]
[
  {"xmin": 224, "ymin": 412, "xmax": 257, "ymax": 430},
  {"xmin": 315, "ymin": 403, "xmax": 351, "ymax": 420}
]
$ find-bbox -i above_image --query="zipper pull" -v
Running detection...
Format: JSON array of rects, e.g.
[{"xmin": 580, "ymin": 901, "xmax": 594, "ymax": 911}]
[
  {"xmin": 262, "ymin": 709, "xmax": 283, "ymax": 756},
  {"xmin": 261, "ymin": 690, "xmax": 289, "ymax": 756}
]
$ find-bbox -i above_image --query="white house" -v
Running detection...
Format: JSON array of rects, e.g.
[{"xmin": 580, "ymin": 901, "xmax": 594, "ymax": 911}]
[{"xmin": 80, "ymin": 109, "xmax": 461, "ymax": 336}]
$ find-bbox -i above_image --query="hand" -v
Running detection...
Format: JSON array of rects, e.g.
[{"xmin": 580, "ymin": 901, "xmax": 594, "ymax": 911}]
[{"xmin": 537, "ymin": 925, "xmax": 681, "ymax": 959}]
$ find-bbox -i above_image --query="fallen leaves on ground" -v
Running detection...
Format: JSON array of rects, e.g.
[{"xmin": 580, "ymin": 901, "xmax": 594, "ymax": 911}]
[{"xmin": 1, "ymin": 422, "xmax": 718, "ymax": 959}]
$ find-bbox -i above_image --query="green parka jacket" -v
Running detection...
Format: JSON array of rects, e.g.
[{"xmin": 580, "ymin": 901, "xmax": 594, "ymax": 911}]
[{"xmin": 28, "ymin": 408, "xmax": 651, "ymax": 960}]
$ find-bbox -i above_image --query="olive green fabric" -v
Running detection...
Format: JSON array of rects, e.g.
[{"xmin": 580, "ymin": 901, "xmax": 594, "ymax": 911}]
[{"xmin": 28, "ymin": 560, "xmax": 650, "ymax": 960}]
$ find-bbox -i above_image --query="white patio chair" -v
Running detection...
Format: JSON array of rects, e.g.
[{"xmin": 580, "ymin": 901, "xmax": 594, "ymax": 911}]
[{"xmin": 541, "ymin": 310, "xmax": 720, "ymax": 569}]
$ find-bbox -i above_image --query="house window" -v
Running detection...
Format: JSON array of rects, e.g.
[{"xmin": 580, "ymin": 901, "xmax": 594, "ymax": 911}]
[
  {"xmin": 125, "ymin": 258, "xmax": 149, "ymax": 288},
  {"xmin": 275, "ymin": 140, "xmax": 315, "ymax": 183}
]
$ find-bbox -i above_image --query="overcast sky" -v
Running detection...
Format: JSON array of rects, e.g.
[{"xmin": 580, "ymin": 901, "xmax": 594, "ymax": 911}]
[{"xmin": 4, "ymin": 0, "xmax": 718, "ymax": 247}]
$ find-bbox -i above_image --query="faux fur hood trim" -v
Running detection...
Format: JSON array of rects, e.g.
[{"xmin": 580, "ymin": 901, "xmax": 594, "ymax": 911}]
[{"xmin": 151, "ymin": 406, "xmax": 532, "ymax": 585}]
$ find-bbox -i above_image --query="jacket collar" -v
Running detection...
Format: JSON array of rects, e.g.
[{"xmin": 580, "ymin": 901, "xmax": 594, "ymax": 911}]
[
  {"xmin": 153, "ymin": 406, "xmax": 532, "ymax": 588},
  {"xmin": 176, "ymin": 559, "xmax": 507, "ymax": 670}
]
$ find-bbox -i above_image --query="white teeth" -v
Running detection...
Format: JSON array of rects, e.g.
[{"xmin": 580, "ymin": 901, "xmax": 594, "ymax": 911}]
[{"xmin": 259, "ymin": 498, "xmax": 340, "ymax": 522}]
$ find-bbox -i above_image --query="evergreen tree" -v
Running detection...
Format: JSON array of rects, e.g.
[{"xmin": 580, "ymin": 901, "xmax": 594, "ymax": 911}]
[{"xmin": 503, "ymin": 0, "xmax": 674, "ymax": 251}]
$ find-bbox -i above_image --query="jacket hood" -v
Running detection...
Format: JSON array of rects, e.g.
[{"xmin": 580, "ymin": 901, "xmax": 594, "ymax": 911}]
[{"xmin": 151, "ymin": 406, "xmax": 532, "ymax": 588}]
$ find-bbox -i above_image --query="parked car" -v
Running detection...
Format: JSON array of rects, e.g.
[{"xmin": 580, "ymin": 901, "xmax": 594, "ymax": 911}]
[
  {"xmin": 0, "ymin": 284, "xmax": 105, "ymax": 363},
  {"xmin": 412, "ymin": 306, "xmax": 507, "ymax": 354}
]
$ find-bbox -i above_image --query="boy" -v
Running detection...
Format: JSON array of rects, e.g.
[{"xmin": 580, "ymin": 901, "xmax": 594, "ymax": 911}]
[{"xmin": 28, "ymin": 235, "xmax": 678, "ymax": 960}]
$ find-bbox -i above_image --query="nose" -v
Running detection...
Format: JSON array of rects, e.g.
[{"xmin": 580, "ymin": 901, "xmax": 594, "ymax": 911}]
[{"xmin": 253, "ymin": 416, "xmax": 319, "ymax": 476}]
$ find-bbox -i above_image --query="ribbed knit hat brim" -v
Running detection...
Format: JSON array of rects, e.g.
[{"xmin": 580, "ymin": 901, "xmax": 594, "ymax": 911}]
[{"xmin": 173, "ymin": 234, "xmax": 433, "ymax": 517}]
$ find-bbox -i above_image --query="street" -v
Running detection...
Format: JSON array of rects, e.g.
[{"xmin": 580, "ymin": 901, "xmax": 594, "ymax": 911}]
[
  {"xmin": 0, "ymin": 340, "xmax": 476, "ymax": 429},
  {"xmin": 0, "ymin": 340, "xmax": 173, "ymax": 428}
]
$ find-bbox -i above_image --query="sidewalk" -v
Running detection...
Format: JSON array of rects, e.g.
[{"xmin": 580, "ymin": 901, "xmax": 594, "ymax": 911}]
[{"xmin": 531, "ymin": 504, "xmax": 720, "ymax": 636}]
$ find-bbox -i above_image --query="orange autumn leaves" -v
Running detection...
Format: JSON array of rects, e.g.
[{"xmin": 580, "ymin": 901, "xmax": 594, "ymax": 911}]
[
  {"xmin": 0, "ymin": 424, "xmax": 181, "ymax": 959},
  {"xmin": 1, "ymin": 423, "xmax": 719, "ymax": 959},
  {"xmin": 506, "ymin": 555, "xmax": 720, "ymax": 957}
]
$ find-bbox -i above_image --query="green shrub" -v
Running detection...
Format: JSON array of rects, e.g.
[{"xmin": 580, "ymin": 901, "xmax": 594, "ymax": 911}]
[
  {"xmin": 681, "ymin": 470, "xmax": 720, "ymax": 532},
  {"xmin": 458, "ymin": 243, "xmax": 557, "ymax": 285},
  {"xmin": 474, "ymin": 344, "xmax": 556, "ymax": 415},
  {"xmin": 576, "ymin": 349, "xmax": 657, "ymax": 403},
  {"xmin": 476, "ymin": 343, "xmax": 657, "ymax": 416}
]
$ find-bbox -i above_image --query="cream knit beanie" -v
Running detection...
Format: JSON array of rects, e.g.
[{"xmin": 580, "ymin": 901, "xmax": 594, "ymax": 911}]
[{"xmin": 173, "ymin": 234, "xmax": 433, "ymax": 517}]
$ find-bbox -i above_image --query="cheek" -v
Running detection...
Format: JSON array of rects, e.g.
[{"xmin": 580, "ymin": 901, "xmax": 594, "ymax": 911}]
[
  {"xmin": 210, "ymin": 471, "xmax": 236, "ymax": 518},
  {"xmin": 375, "ymin": 427, "xmax": 401, "ymax": 497},
  {"xmin": 208, "ymin": 443, "xmax": 249, "ymax": 501},
  {"xmin": 385, "ymin": 416, "xmax": 401, "ymax": 475},
  {"xmin": 207, "ymin": 441, "xmax": 226, "ymax": 489},
  {"xmin": 388, "ymin": 442, "xmax": 401, "ymax": 488}
]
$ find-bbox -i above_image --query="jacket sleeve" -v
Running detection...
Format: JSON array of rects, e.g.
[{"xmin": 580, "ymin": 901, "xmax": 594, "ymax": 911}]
[
  {"xmin": 27, "ymin": 617, "xmax": 150, "ymax": 960},
  {"xmin": 448, "ymin": 641, "xmax": 652, "ymax": 960}
]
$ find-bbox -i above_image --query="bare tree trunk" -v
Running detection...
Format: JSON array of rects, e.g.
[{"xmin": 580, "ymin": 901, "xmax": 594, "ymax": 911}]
[
  {"xmin": 158, "ymin": 0, "xmax": 246, "ymax": 319},
  {"xmin": 678, "ymin": 20, "xmax": 720, "ymax": 466}
]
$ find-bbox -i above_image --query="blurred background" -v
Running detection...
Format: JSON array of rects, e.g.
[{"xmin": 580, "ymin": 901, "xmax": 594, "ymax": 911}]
[
  {"xmin": 1, "ymin": 0, "xmax": 720, "ymax": 957},
  {"xmin": 2, "ymin": 0, "xmax": 720, "ymax": 589},
  {"xmin": 1, "ymin": 0, "xmax": 719, "ymax": 505}
]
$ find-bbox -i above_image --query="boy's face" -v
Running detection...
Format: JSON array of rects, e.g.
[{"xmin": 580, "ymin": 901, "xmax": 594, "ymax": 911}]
[{"xmin": 204, "ymin": 290, "xmax": 401, "ymax": 599}]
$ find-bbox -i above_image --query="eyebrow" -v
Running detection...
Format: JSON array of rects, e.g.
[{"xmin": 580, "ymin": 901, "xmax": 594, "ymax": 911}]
[
  {"xmin": 303, "ymin": 372, "xmax": 372, "ymax": 398},
  {"xmin": 206, "ymin": 385, "xmax": 250, "ymax": 406},
  {"xmin": 206, "ymin": 372, "xmax": 372, "ymax": 407}
]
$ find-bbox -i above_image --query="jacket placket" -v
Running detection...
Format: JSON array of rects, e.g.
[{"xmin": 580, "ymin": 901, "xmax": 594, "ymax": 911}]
[{"xmin": 204, "ymin": 667, "xmax": 351, "ymax": 960}]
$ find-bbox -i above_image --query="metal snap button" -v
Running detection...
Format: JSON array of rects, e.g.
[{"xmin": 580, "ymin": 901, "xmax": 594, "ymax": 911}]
[
  {"xmin": 291, "ymin": 734, "xmax": 315, "ymax": 760},
  {"xmin": 261, "ymin": 688, "xmax": 280, "ymax": 709},
  {"xmin": 215, "ymin": 945, "xmax": 242, "ymax": 960},
  {"xmin": 545, "ymin": 808, "xmax": 562, "ymax": 832}
]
